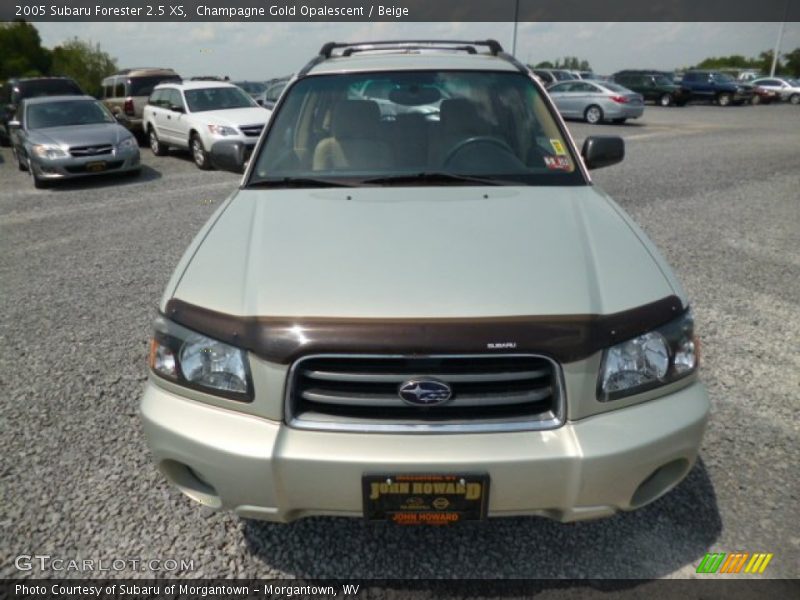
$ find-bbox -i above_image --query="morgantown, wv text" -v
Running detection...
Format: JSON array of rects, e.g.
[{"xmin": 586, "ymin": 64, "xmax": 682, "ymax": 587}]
[{"xmin": 15, "ymin": 583, "xmax": 361, "ymax": 597}]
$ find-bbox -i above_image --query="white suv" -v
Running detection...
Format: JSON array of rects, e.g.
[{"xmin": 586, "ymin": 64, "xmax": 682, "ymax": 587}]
[{"xmin": 143, "ymin": 80, "xmax": 270, "ymax": 169}]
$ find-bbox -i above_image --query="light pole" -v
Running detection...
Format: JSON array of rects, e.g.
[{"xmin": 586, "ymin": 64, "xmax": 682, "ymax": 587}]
[
  {"xmin": 770, "ymin": 0, "xmax": 790, "ymax": 76},
  {"xmin": 511, "ymin": 0, "xmax": 520, "ymax": 57}
]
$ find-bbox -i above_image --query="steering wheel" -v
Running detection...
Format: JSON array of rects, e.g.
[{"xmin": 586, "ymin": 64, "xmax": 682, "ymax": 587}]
[{"xmin": 443, "ymin": 136, "xmax": 517, "ymax": 167}]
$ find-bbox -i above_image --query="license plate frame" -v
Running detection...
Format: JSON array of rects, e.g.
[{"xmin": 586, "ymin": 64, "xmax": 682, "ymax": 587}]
[
  {"xmin": 362, "ymin": 473, "xmax": 489, "ymax": 525},
  {"xmin": 85, "ymin": 161, "xmax": 107, "ymax": 172}
]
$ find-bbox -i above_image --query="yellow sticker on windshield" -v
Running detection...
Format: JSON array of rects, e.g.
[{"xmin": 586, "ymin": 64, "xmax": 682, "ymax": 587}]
[{"xmin": 550, "ymin": 139, "xmax": 567, "ymax": 155}]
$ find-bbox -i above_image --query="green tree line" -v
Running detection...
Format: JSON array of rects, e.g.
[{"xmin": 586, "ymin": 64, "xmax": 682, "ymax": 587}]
[
  {"xmin": 692, "ymin": 49, "xmax": 800, "ymax": 77},
  {"xmin": 0, "ymin": 20, "xmax": 117, "ymax": 97},
  {"xmin": 532, "ymin": 57, "xmax": 593, "ymax": 71},
  {"xmin": 529, "ymin": 49, "xmax": 800, "ymax": 78}
]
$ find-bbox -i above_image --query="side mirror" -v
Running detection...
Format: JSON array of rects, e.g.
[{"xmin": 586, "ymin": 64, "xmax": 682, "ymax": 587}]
[
  {"xmin": 7, "ymin": 119, "xmax": 21, "ymax": 130},
  {"xmin": 256, "ymin": 98, "xmax": 264, "ymax": 106},
  {"xmin": 210, "ymin": 140, "xmax": 247, "ymax": 174},
  {"xmin": 581, "ymin": 135, "xmax": 624, "ymax": 170},
  {"xmin": 170, "ymin": 104, "xmax": 185, "ymax": 114}
]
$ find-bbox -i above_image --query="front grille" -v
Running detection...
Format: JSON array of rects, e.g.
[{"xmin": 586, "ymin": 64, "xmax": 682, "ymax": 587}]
[
  {"xmin": 69, "ymin": 145, "xmax": 113, "ymax": 157},
  {"xmin": 286, "ymin": 354, "xmax": 564, "ymax": 433},
  {"xmin": 239, "ymin": 124, "xmax": 264, "ymax": 137}
]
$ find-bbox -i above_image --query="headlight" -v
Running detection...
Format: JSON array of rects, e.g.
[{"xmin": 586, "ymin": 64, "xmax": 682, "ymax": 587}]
[
  {"xmin": 117, "ymin": 137, "xmax": 137, "ymax": 150},
  {"xmin": 32, "ymin": 144, "xmax": 68, "ymax": 159},
  {"xmin": 149, "ymin": 317, "xmax": 252, "ymax": 400},
  {"xmin": 598, "ymin": 309, "xmax": 698, "ymax": 401},
  {"xmin": 208, "ymin": 124, "xmax": 238, "ymax": 136}
]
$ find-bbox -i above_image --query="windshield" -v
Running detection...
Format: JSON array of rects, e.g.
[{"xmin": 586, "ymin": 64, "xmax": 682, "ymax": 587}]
[
  {"xmin": 235, "ymin": 81, "xmax": 267, "ymax": 95},
  {"xmin": 714, "ymin": 73, "xmax": 735, "ymax": 83},
  {"xmin": 16, "ymin": 79, "xmax": 82, "ymax": 101},
  {"xmin": 130, "ymin": 75, "xmax": 181, "ymax": 97},
  {"xmin": 250, "ymin": 71, "xmax": 583, "ymax": 187},
  {"xmin": 184, "ymin": 87, "xmax": 256, "ymax": 112},
  {"xmin": 26, "ymin": 99, "xmax": 114, "ymax": 129},
  {"xmin": 553, "ymin": 71, "xmax": 577, "ymax": 81},
  {"xmin": 265, "ymin": 81, "xmax": 288, "ymax": 101}
]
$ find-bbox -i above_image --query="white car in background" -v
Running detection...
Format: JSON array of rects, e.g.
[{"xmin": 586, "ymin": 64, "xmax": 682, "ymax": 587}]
[
  {"xmin": 750, "ymin": 77, "xmax": 800, "ymax": 105},
  {"xmin": 143, "ymin": 81, "xmax": 271, "ymax": 169}
]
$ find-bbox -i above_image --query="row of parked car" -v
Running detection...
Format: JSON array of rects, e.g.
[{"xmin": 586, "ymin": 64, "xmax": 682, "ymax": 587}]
[
  {"xmin": 0, "ymin": 68, "xmax": 278, "ymax": 186},
  {"xmin": 530, "ymin": 67, "xmax": 800, "ymax": 124}
]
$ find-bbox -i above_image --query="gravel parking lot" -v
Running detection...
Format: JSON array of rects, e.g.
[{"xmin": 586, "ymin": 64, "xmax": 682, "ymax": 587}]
[{"xmin": 1, "ymin": 104, "xmax": 798, "ymax": 582}]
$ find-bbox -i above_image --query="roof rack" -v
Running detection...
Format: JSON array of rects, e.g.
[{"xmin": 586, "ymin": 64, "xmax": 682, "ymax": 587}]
[
  {"xmin": 318, "ymin": 39, "xmax": 503, "ymax": 59},
  {"xmin": 113, "ymin": 67, "xmax": 175, "ymax": 75},
  {"xmin": 298, "ymin": 39, "xmax": 528, "ymax": 78}
]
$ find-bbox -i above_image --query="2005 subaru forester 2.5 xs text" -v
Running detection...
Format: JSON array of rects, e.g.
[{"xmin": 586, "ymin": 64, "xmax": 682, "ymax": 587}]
[{"xmin": 140, "ymin": 40, "xmax": 709, "ymax": 525}]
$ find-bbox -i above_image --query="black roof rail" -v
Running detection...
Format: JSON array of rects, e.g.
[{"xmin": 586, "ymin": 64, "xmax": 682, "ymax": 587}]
[
  {"xmin": 342, "ymin": 44, "xmax": 479, "ymax": 57},
  {"xmin": 296, "ymin": 39, "xmax": 533, "ymax": 80},
  {"xmin": 318, "ymin": 39, "xmax": 504, "ymax": 58}
]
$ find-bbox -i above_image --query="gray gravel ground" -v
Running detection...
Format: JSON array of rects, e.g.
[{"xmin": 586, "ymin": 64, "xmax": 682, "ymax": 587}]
[{"xmin": 0, "ymin": 104, "xmax": 798, "ymax": 583}]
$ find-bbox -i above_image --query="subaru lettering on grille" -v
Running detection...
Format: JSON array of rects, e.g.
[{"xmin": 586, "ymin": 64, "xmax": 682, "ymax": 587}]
[{"xmin": 398, "ymin": 379, "xmax": 452, "ymax": 406}]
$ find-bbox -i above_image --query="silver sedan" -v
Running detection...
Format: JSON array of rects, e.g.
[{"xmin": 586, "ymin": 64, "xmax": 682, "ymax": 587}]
[
  {"xmin": 9, "ymin": 95, "xmax": 140, "ymax": 188},
  {"xmin": 548, "ymin": 80, "xmax": 645, "ymax": 124},
  {"xmin": 751, "ymin": 77, "xmax": 800, "ymax": 105}
]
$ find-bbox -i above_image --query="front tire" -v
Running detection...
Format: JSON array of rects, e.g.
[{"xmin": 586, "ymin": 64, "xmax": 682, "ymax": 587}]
[
  {"xmin": 12, "ymin": 146, "xmax": 27, "ymax": 171},
  {"xmin": 717, "ymin": 93, "xmax": 732, "ymax": 107},
  {"xmin": 190, "ymin": 134, "xmax": 211, "ymax": 170},
  {"xmin": 659, "ymin": 93, "xmax": 673, "ymax": 107},
  {"xmin": 750, "ymin": 94, "xmax": 761, "ymax": 105},
  {"xmin": 584, "ymin": 105, "xmax": 603, "ymax": 124},
  {"xmin": 149, "ymin": 128, "xmax": 168, "ymax": 156},
  {"xmin": 789, "ymin": 93, "xmax": 800, "ymax": 105}
]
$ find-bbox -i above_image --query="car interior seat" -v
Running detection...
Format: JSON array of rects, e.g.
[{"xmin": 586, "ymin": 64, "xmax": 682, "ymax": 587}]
[{"xmin": 312, "ymin": 99, "xmax": 393, "ymax": 171}]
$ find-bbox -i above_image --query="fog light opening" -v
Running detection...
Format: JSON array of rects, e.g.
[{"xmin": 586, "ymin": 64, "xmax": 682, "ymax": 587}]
[
  {"xmin": 630, "ymin": 458, "xmax": 690, "ymax": 508},
  {"xmin": 159, "ymin": 460, "xmax": 222, "ymax": 509}
]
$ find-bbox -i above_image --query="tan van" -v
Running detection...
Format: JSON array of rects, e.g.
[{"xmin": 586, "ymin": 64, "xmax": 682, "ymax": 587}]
[{"xmin": 101, "ymin": 68, "xmax": 181, "ymax": 137}]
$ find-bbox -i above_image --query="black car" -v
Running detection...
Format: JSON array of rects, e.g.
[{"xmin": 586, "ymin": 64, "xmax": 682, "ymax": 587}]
[
  {"xmin": 613, "ymin": 71, "xmax": 689, "ymax": 106},
  {"xmin": 0, "ymin": 77, "xmax": 85, "ymax": 145}
]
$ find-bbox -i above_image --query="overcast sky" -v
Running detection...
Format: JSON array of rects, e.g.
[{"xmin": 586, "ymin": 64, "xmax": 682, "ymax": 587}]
[{"xmin": 35, "ymin": 21, "xmax": 800, "ymax": 79}]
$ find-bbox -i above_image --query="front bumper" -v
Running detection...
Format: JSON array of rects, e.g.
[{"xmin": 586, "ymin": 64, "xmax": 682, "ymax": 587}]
[
  {"xmin": 30, "ymin": 148, "xmax": 140, "ymax": 179},
  {"xmin": 140, "ymin": 380, "xmax": 710, "ymax": 523},
  {"xmin": 200, "ymin": 132, "xmax": 259, "ymax": 154}
]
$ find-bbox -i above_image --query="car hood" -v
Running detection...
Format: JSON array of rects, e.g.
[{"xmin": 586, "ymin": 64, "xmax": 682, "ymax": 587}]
[
  {"xmin": 200, "ymin": 107, "xmax": 270, "ymax": 127},
  {"xmin": 168, "ymin": 186, "xmax": 682, "ymax": 319},
  {"xmin": 28, "ymin": 123, "xmax": 131, "ymax": 147}
]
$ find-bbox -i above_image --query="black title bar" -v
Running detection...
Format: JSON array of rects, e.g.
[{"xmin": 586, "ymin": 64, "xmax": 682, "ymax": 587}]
[{"xmin": 3, "ymin": 0, "xmax": 799, "ymax": 22}]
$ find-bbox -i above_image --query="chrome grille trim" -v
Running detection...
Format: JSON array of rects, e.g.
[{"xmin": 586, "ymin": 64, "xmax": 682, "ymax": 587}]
[
  {"xmin": 302, "ymin": 368, "xmax": 549, "ymax": 384},
  {"xmin": 69, "ymin": 144, "xmax": 113, "ymax": 157},
  {"xmin": 239, "ymin": 124, "xmax": 264, "ymax": 137},
  {"xmin": 284, "ymin": 353, "xmax": 566, "ymax": 434}
]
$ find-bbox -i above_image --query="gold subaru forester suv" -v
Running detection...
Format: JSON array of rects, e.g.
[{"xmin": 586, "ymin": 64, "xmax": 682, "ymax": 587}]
[{"xmin": 140, "ymin": 40, "xmax": 708, "ymax": 525}]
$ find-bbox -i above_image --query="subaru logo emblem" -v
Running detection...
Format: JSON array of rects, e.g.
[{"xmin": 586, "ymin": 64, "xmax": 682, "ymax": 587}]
[{"xmin": 398, "ymin": 379, "xmax": 452, "ymax": 406}]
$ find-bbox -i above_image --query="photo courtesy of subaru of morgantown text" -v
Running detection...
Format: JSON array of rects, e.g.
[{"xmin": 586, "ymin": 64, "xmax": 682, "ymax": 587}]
[{"xmin": 142, "ymin": 40, "xmax": 706, "ymax": 525}]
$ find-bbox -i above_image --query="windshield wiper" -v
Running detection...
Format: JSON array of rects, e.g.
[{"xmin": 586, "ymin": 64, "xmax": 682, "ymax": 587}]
[
  {"xmin": 362, "ymin": 172, "xmax": 517, "ymax": 186},
  {"xmin": 247, "ymin": 176, "xmax": 361, "ymax": 188}
]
